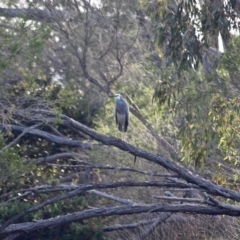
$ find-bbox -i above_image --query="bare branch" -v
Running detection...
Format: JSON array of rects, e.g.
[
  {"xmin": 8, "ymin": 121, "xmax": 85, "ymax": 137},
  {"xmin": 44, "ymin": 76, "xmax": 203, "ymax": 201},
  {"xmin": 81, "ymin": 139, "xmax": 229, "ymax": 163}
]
[
  {"xmin": 0, "ymin": 123, "xmax": 42, "ymax": 155},
  {"xmin": 153, "ymin": 195, "xmax": 205, "ymax": 204},
  {"xmin": 1, "ymin": 181, "xmax": 189, "ymax": 203},
  {"xmin": 29, "ymin": 152, "xmax": 88, "ymax": 165},
  {"xmin": 103, "ymin": 217, "xmax": 161, "ymax": 232},
  {"xmin": 0, "ymin": 124, "xmax": 91, "ymax": 149},
  {"xmin": 45, "ymin": 124, "xmax": 66, "ymax": 137},
  {"xmin": 58, "ymin": 113, "xmax": 240, "ymax": 201},
  {"xmin": 0, "ymin": 180, "xmax": 196, "ymax": 234},
  {"xmin": 103, "ymin": 214, "xmax": 197, "ymax": 232},
  {"xmin": 46, "ymin": 162, "xmax": 177, "ymax": 178},
  {"xmin": 138, "ymin": 213, "xmax": 172, "ymax": 240},
  {"xmin": 88, "ymin": 190, "xmax": 139, "ymax": 205},
  {"xmin": 123, "ymin": 93, "xmax": 180, "ymax": 161},
  {"xmin": 11, "ymin": 110, "xmax": 240, "ymax": 202},
  {"xmin": 0, "ymin": 8, "xmax": 71, "ymax": 22},
  {"xmin": 2, "ymin": 203, "xmax": 240, "ymax": 237}
]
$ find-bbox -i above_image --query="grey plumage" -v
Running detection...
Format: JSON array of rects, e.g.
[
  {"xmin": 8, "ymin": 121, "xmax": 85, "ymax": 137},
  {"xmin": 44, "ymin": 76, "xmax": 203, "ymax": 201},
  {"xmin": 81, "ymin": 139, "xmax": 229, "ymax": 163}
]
[{"xmin": 114, "ymin": 94, "xmax": 129, "ymax": 132}]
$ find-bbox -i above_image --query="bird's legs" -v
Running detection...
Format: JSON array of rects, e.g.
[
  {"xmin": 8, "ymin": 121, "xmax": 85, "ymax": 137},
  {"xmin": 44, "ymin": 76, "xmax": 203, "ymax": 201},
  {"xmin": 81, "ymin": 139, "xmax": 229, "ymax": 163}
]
[
  {"xmin": 122, "ymin": 132, "xmax": 126, "ymax": 141},
  {"xmin": 117, "ymin": 132, "xmax": 124, "ymax": 141},
  {"xmin": 117, "ymin": 131, "xmax": 121, "ymax": 140}
]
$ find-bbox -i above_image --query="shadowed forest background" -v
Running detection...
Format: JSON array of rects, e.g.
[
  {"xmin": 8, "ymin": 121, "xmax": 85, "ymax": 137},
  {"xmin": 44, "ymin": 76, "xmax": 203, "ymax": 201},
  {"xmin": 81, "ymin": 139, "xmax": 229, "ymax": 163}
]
[{"xmin": 2, "ymin": 0, "xmax": 240, "ymax": 239}]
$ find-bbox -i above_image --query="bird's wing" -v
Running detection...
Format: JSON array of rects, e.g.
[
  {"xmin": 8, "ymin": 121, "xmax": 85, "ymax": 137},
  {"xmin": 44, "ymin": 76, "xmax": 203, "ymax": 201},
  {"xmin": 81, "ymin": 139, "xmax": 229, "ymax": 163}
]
[
  {"xmin": 115, "ymin": 100, "xmax": 127, "ymax": 114},
  {"xmin": 115, "ymin": 107, "xmax": 118, "ymax": 124},
  {"xmin": 124, "ymin": 107, "xmax": 129, "ymax": 132}
]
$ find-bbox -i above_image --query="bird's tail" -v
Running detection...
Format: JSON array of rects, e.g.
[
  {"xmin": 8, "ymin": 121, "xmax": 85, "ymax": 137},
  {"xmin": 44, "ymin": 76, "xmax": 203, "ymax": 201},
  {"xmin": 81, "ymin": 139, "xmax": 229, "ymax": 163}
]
[{"xmin": 118, "ymin": 124, "xmax": 123, "ymax": 132}]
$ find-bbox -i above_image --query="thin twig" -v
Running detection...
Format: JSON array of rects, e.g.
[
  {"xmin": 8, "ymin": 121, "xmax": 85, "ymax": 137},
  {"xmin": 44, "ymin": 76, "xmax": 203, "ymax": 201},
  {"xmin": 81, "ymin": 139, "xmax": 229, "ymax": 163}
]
[
  {"xmin": 103, "ymin": 216, "xmax": 164, "ymax": 232},
  {"xmin": 46, "ymin": 162, "xmax": 177, "ymax": 177},
  {"xmin": 32, "ymin": 152, "xmax": 88, "ymax": 165},
  {"xmin": 138, "ymin": 213, "xmax": 172, "ymax": 240},
  {"xmin": 153, "ymin": 195, "xmax": 205, "ymax": 204},
  {"xmin": 88, "ymin": 189, "xmax": 139, "ymax": 205}
]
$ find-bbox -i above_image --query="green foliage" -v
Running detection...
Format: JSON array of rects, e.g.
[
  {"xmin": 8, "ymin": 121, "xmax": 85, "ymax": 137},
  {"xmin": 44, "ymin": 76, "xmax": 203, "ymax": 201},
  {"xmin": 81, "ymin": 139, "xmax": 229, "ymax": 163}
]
[
  {"xmin": 0, "ymin": 18, "xmax": 50, "ymax": 75},
  {"xmin": 208, "ymin": 95, "xmax": 240, "ymax": 161},
  {"xmin": 0, "ymin": 133, "xmax": 34, "ymax": 192},
  {"xmin": 3, "ymin": 0, "xmax": 240, "ymax": 238},
  {"xmin": 151, "ymin": 34, "xmax": 240, "ymax": 170},
  {"xmin": 153, "ymin": 66, "xmax": 180, "ymax": 109},
  {"xmin": 0, "ymin": 201, "xmax": 34, "ymax": 224},
  {"xmin": 63, "ymin": 223, "xmax": 104, "ymax": 240},
  {"xmin": 149, "ymin": 0, "xmax": 236, "ymax": 73},
  {"xmin": 219, "ymin": 37, "xmax": 240, "ymax": 73},
  {"xmin": 58, "ymin": 83, "xmax": 99, "ymax": 127},
  {"xmin": 21, "ymin": 223, "xmax": 104, "ymax": 240}
]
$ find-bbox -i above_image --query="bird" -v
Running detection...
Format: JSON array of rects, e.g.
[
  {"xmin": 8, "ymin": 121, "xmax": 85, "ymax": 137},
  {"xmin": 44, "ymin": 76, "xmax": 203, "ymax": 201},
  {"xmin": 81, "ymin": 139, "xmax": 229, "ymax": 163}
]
[{"xmin": 113, "ymin": 94, "xmax": 129, "ymax": 132}]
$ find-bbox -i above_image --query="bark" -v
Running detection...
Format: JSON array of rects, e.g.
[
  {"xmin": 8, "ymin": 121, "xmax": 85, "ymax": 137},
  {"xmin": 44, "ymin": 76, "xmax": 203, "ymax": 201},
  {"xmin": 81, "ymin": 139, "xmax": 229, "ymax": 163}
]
[
  {"xmin": 0, "ymin": 124, "xmax": 91, "ymax": 149},
  {"xmin": 2, "ymin": 203, "xmax": 240, "ymax": 237}
]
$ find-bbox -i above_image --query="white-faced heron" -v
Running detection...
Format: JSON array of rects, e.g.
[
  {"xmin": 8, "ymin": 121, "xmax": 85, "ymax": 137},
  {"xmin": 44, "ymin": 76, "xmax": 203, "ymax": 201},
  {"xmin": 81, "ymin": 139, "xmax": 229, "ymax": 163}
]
[{"xmin": 113, "ymin": 94, "xmax": 129, "ymax": 132}]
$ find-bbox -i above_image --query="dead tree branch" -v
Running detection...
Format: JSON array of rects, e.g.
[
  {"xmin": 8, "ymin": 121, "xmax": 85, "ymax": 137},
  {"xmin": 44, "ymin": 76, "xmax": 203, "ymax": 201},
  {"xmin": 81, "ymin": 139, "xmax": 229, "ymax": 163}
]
[
  {"xmin": 153, "ymin": 195, "xmax": 204, "ymax": 204},
  {"xmin": 88, "ymin": 190, "xmax": 139, "ymax": 205},
  {"xmin": 138, "ymin": 213, "xmax": 172, "ymax": 240},
  {"xmin": 103, "ymin": 214, "xmax": 196, "ymax": 232},
  {"xmin": 2, "ymin": 203, "xmax": 240, "ymax": 238},
  {"xmin": 46, "ymin": 162, "xmax": 176, "ymax": 178},
  {"xmin": 123, "ymin": 93, "xmax": 180, "ymax": 161},
  {"xmin": 30, "ymin": 152, "xmax": 88, "ymax": 165},
  {"xmin": 57, "ymin": 114, "xmax": 240, "ymax": 201},
  {"xmin": 0, "ymin": 180, "xmax": 197, "ymax": 234},
  {"xmin": 0, "ymin": 8, "xmax": 71, "ymax": 22},
  {"xmin": 0, "ymin": 124, "xmax": 91, "ymax": 149},
  {"xmin": 0, "ymin": 123, "xmax": 42, "ymax": 155}
]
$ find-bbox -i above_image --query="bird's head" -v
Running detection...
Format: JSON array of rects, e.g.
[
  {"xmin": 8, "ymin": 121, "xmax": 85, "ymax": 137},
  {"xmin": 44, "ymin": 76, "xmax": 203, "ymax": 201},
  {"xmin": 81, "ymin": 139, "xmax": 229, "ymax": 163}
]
[{"xmin": 110, "ymin": 93, "xmax": 122, "ymax": 99}]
